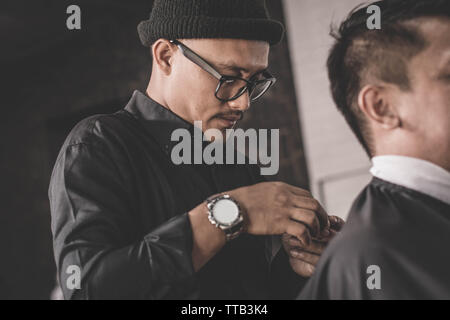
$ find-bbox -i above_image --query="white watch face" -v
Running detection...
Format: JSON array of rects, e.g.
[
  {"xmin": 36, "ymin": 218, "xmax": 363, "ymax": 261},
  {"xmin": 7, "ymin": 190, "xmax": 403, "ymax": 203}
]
[{"xmin": 212, "ymin": 199, "xmax": 239, "ymax": 225}]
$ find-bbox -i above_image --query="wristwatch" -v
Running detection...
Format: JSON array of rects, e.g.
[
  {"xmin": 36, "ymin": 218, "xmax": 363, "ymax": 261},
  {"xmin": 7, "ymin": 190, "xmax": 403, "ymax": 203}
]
[{"xmin": 206, "ymin": 194, "xmax": 244, "ymax": 241}]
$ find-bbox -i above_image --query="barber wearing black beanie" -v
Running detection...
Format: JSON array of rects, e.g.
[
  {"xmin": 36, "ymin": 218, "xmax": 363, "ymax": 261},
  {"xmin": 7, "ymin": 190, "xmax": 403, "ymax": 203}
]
[{"xmin": 49, "ymin": 0, "xmax": 342, "ymax": 300}]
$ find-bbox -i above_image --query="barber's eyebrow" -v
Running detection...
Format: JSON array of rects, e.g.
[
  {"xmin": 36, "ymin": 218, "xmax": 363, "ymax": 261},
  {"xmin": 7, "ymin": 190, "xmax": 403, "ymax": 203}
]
[
  {"xmin": 216, "ymin": 62, "xmax": 267, "ymax": 77},
  {"xmin": 216, "ymin": 62, "xmax": 249, "ymax": 73}
]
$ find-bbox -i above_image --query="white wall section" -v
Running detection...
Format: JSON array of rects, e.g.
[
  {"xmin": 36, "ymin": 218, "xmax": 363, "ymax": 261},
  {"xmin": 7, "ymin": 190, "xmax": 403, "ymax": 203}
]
[{"xmin": 283, "ymin": 0, "xmax": 372, "ymax": 219}]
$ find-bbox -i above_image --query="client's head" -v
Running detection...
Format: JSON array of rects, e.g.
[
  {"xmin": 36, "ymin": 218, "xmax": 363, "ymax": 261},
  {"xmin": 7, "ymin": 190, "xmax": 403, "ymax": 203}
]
[{"xmin": 328, "ymin": 0, "xmax": 450, "ymax": 171}]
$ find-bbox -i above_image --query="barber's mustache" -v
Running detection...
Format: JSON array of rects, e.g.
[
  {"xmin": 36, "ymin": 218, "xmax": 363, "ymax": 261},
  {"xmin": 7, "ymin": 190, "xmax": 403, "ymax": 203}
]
[{"xmin": 214, "ymin": 111, "xmax": 244, "ymax": 122}]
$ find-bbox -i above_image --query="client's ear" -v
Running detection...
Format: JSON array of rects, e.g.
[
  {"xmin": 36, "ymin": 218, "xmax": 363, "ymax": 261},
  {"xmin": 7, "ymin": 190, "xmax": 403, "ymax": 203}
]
[{"xmin": 358, "ymin": 84, "xmax": 401, "ymax": 130}]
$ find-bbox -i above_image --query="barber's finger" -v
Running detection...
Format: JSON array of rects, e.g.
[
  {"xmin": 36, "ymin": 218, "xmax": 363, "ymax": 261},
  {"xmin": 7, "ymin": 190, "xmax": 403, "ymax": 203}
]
[
  {"xmin": 286, "ymin": 184, "xmax": 312, "ymax": 197},
  {"xmin": 289, "ymin": 249, "xmax": 320, "ymax": 265},
  {"xmin": 290, "ymin": 195, "xmax": 329, "ymax": 231},
  {"xmin": 329, "ymin": 215, "xmax": 345, "ymax": 231},
  {"xmin": 285, "ymin": 220, "xmax": 311, "ymax": 247},
  {"xmin": 288, "ymin": 237, "xmax": 326, "ymax": 255},
  {"xmin": 314, "ymin": 228, "xmax": 339, "ymax": 243},
  {"xmin": 289, "ymin": 208, "xmax": 320, "ymax": 237},
  {"xmin": 281, "ymin": 232, "xmax": 291, "ymax": 243}
]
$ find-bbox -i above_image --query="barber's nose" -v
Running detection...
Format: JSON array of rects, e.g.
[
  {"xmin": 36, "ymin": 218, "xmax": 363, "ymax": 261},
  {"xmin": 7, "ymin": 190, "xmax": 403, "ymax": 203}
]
[{"xmin": 227, "ymin": 90, "xmax": 251, "ymax": 112}]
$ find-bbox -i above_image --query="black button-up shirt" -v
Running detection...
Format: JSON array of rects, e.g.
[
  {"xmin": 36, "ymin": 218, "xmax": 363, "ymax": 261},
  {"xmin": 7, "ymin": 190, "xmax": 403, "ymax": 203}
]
[{"xmin": 49, "ymin": 90, "xmax": 304, "ymax": 299}]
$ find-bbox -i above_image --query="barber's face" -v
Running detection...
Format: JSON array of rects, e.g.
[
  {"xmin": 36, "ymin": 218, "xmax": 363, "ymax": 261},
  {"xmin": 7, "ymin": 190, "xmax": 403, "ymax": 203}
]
[
  {"xmin": 400, "ymin": 18, "xmax": 450, "ymax": 171},
  {"xmin": 168, "ymin": 38, "xmax": 270, "ymax": 137}
]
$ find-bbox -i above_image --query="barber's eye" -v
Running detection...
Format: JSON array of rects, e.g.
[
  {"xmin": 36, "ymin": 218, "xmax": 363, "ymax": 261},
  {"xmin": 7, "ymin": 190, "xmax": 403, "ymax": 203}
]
[{"xmin": 251, "ymin": 74, "xmax": 264, "ymax": 82}]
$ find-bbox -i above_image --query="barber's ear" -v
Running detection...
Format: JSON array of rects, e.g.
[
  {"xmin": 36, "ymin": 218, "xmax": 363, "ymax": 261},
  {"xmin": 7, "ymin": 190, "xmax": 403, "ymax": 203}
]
[
  {"xmin": 358, "ymin": 85, "xmax": 401, "ymax": 129},
  {"xmin": 151, "ymin": 39, "xmax": 175, "ymax": 76}
]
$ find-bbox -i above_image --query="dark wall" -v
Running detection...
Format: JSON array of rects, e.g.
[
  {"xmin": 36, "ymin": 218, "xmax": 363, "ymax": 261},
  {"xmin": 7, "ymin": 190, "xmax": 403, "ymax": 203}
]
[
  {"xmin": 238, "ymin": 0, "xmax": 309, "ymax": 188},
  {"xmin": 0, "ymin": 0, "xmax": 308, "ymax": 299}
]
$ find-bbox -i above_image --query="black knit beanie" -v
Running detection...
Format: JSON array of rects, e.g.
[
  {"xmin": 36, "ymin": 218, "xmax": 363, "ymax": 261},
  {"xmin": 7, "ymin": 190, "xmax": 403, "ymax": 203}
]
[{"xmin": 137, "ymin": 0, "xmax": 285, "ymax": 47}]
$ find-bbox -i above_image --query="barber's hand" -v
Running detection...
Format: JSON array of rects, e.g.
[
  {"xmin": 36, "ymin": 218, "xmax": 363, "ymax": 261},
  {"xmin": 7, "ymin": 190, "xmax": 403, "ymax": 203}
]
[
  {"xmin": 227, "ymin": 182, "xmax": 329, "ymax": 246},
  {"xmin": 282, "ymin": 215, "xmax": 345, "ymax": 277}
]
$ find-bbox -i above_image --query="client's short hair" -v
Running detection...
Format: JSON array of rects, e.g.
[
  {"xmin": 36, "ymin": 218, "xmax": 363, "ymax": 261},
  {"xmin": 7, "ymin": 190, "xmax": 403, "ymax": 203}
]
[{"xmin": 327, "ymin": 0, "xmax": 450, "ymax": 156}]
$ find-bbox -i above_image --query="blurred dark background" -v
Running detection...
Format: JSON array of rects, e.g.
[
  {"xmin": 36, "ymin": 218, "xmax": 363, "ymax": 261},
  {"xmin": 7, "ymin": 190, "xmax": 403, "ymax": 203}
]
[{"xmin": 0, "ymin": 0, "xmax": 308, "ymax": 299}]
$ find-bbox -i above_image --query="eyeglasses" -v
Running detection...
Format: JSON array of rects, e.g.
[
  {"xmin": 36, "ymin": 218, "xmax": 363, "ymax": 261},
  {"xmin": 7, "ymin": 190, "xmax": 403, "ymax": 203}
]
[{"xmin": 170, "ymin": 39, "xmax": 276, "ymax": 102}]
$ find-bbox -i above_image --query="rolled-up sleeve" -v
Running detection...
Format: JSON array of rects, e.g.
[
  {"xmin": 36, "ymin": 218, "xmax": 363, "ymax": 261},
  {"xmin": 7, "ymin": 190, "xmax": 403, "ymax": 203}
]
[{"xmin": 49, "ymin": 141, "xmax": 196, "ymax": 299}]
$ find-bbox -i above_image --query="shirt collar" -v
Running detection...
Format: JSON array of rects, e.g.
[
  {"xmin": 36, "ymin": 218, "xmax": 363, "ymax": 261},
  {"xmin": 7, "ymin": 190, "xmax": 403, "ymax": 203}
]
[
  {"xmin": 124, "ymin": 90, "xmax": 193, "ymax": 130},
  {"xmin": 370, "ymin": 155, "xmax": 450, "ymax": 206},
  {"xmin": 124, "ymin": 90, "xmax": 209, "ymax": 156}
]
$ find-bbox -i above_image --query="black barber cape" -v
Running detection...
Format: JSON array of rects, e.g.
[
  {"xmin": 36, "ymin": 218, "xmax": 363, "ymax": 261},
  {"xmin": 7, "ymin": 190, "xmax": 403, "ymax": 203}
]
[
  {"xmin": 49, "ymin": 90, "xmax": 304, "ymax": 299},
  {"xmin": 298, "ymin": 177, "xmax": 450, "ymax": 300}
]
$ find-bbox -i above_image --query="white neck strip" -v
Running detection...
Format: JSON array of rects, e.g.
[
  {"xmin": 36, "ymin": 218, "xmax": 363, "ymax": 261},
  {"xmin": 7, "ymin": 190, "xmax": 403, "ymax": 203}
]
[{"xmin": 370, "ymin": 155, "xmax": 450, "ymax": 206}]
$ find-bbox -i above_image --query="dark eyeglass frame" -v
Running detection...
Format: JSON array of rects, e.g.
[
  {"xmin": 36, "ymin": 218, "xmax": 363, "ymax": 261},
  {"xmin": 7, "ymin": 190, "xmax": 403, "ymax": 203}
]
[{"xmin": 169, "ymin": 39, "xmax": 276, "ymax": 102}]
